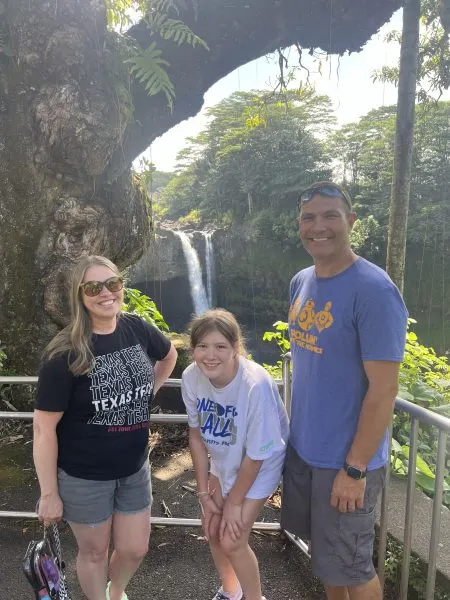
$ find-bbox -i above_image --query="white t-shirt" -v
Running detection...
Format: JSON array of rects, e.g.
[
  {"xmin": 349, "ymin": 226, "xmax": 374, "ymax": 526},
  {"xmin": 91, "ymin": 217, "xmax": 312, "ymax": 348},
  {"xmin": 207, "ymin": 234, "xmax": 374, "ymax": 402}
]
[{"xmin": 181, "ymin": 357, "xmax": 289, "ymax": 499}]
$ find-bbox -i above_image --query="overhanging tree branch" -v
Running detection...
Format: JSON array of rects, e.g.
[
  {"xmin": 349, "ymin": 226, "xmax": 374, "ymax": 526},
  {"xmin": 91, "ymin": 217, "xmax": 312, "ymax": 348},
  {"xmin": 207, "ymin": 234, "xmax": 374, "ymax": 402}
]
[{"xmin": 106, "ymin": 0, "xmax": 402, "ymax": 178}]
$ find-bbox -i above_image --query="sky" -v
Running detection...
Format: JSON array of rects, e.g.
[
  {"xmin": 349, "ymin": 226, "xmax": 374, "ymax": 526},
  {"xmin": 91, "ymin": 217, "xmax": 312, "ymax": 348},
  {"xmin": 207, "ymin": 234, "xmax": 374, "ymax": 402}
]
[{"xmin": 142, "ymin": 10, "xmax": 406, "ymax": 172}]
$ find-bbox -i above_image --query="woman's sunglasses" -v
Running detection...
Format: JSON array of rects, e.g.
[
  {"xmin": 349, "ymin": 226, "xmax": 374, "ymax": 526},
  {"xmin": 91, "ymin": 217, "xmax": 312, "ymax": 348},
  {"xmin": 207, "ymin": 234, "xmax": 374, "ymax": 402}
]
[{"xmin": 79, "ymin": 276, "xmax": 124, "ymax": 297}]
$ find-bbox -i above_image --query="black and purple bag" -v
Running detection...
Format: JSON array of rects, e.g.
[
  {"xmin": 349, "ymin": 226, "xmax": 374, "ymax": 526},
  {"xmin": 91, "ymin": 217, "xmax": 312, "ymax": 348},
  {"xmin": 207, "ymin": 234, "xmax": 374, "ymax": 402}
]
[{"xmin": 23, "ymin": 523, "xmax": 71, "ymax": 600}]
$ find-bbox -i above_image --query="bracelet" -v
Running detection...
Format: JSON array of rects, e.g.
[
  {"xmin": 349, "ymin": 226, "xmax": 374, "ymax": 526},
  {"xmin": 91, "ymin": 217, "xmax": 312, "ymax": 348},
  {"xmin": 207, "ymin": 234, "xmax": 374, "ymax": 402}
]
[{"xmin": 196, "ymin": 491, "xmax": 210, "ymax": 498}]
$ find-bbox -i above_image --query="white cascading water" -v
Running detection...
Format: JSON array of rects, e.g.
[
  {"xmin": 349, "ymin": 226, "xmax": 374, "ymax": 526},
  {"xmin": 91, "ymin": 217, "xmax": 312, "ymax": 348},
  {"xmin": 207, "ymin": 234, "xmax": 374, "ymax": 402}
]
[
  {"xmin": 175, "ymin": 231, "xmax": 209, "ymax": 315},
  {"xmin": 204, "ymin": 232, "xmax": 216, "ymax": 308}
]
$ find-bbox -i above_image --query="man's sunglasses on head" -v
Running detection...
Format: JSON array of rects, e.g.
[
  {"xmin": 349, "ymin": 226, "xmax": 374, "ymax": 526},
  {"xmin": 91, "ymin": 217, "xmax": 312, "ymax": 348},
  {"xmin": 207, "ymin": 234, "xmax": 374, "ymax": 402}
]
[
  {"xmin": 80, "ymin": 276, "xmax": 124, "ymax": 297},
  {"xmin": 297, "ymin": 183, "xmax": 352, "ymax": 211}
]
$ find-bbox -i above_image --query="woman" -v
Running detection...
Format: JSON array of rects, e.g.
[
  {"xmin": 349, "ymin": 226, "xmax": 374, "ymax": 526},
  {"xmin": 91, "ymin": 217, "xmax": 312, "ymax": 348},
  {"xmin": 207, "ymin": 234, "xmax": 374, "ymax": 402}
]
[
  {"xmin": 33, "ymin": 255, "xmax": 177, "ymax": 600},
  {"xmin": 181, "ymin": 309, "xmax": 289, "ymax": 600}
]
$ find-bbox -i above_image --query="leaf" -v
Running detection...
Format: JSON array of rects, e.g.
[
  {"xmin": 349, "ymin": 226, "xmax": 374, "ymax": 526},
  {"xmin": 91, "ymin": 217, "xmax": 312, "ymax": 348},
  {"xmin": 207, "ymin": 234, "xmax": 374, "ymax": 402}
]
[
  {"xmin": 415, "ymin": 472, "xmax": 437, "ymax": 492},
  {"xmin": 401, "ymin": 445, "xmax": 435, "ymax": 478},
  {"xmin": 262, "ymin": 332, "xmax": 276, "ymax": 341},
  {"xmin": 125, "ymin": 43, "xmax": 175, "ymax": 108},
  {"xmin": 431, "ymin": 403, "xmax": 450, "ymax": 415},
  {"xmin": 391, "ymin": 438, "xmax": 402, "ymax": 453},
  {"xmin": 398, "ymin": 385, "xmax": 415, "ymax": 402},
  {"xmin": 159, "ymin": 18, "xmax": 209, "ymax": 50}
]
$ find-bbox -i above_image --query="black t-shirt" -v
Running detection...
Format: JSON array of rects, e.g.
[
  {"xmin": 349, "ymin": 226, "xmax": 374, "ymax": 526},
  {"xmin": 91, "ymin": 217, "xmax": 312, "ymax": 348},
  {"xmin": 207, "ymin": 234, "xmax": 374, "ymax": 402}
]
[{"xmin": 35, "ymin": 313, "xmax": 171, "ymax": 480}]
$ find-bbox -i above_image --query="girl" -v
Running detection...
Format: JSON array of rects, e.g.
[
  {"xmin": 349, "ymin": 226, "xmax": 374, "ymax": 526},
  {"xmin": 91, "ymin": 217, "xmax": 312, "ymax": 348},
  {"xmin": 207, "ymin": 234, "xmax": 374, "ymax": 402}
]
[{"xmin": 181, "ymin": 309, "xmax": 289, "ymax": 600}]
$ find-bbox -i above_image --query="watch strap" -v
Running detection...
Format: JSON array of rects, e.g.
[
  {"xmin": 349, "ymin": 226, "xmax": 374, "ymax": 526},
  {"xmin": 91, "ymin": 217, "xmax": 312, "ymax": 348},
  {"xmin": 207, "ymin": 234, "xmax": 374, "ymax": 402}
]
[{"xmin": 343, "ymin": 462, "xmax": 367, "ymax": 479}]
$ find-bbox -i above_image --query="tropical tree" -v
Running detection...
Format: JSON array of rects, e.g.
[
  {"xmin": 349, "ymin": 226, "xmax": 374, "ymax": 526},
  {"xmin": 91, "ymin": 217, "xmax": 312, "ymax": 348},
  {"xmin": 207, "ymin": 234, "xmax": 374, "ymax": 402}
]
[
  {"xmin": 373, "ymin": 0, "xmax": 450, "ymax": 291},
  {"xmin": 386, "ymin": 0, "xmax": 421, "ymax": 293},
  {"xmin": 161, "ymin": 88, "xmax": 334, "ymax": 243},
  {"xmin": 0, "ymin": 0, "xmax": 403, "ymax": 373},
  {"xmin": 333, "ymin": 101, "xmax": 450, "ymax": 349}
]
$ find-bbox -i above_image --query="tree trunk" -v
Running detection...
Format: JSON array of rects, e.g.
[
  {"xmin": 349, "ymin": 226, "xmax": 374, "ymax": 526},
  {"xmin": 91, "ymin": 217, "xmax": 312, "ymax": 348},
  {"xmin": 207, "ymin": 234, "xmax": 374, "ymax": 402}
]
[
  {"xmin": 0, "ymin": 0, "xmax": 402, "ymax": 373},
  {"xmin": 386, "ymin": 0, "xmax": 421, "ymax": 293}
]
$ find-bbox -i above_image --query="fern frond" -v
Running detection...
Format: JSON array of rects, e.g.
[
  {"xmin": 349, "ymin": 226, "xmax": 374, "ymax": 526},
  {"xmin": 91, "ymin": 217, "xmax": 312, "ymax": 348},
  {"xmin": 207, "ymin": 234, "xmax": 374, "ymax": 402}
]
[
  {"xmin": 150, "ymin": 0, "xmax": 179, "ymax": 15},
  {"xmin": 125, "ymin": 42, "xmax": 175, "ymax": 108},
  {"xmin": 159, "ymin": 18, "xmax": 209, "ymax": 49}
]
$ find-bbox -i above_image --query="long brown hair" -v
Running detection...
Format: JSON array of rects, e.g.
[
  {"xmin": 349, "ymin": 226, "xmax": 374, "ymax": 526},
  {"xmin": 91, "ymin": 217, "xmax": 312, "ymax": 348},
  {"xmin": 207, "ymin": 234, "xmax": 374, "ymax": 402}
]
[
  {"xmin": 44, "ymin": 255, "xmax": 122, "ymax": 375},
  {"xmin": 188, "ymin": 308, "xmax": 247, "ymax": 355}
]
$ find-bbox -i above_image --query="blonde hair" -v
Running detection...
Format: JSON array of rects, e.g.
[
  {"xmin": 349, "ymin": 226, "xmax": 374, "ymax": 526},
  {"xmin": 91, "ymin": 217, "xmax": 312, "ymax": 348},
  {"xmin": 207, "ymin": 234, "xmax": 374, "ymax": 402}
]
[
  {"xmin": 188, "ymin": 309, "xmax": 247, "ymax": 355},
  {"xmin": 45, "ymin": 255, "xmax": 122, "ymax": 375}
]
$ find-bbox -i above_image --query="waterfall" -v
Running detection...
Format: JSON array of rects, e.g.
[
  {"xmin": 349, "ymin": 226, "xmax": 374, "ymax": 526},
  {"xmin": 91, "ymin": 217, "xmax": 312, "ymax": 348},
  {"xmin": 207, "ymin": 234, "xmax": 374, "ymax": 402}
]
[
  {"xmin": 204, "ymin": 232, "xmax": 216, "ymax": 308},
  {"xmin": 175, "ymin": 231, "xmax": 209, "ymax": 315}
]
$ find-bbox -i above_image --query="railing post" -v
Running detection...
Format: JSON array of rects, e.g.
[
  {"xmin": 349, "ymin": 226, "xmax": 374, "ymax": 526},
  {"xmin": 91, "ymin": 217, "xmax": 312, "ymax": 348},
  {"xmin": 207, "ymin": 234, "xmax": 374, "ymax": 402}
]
[
  {"xmin": 281, "ymin": 352, "xmax": 291, "ymax": 418},
  {"xmin": 400, "ymin": 416, "xmax": 419, "ymax": 599},
  {"xmin": 378, "ymin": 424, "xmax": 392, "ymax": 590},
  {"xmin": 425, "ymin": 429, "xmax": 447, "ymax": 600}
]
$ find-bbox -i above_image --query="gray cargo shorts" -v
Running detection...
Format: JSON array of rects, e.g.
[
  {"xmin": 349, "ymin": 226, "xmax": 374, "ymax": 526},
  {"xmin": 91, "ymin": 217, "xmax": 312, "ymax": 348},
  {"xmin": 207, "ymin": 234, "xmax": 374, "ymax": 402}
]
[
  {"xmin": 58, "ymin": 460, "xmax": 152, "ymax": 526},
  {"xmin": 281, "ymin": 444, "xmax": 385, "ymax": 587}
]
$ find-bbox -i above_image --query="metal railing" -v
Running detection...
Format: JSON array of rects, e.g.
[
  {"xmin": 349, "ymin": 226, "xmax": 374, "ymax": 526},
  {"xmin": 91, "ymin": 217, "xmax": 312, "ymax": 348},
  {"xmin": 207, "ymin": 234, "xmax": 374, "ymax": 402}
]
[
  {"xmin": 0, "ymin": 368, "xmax": 290, "ymax": 533},
  {"xmin": 1, "ymin": 354, "xmax": 449, "ymax": 598},
  {"xmin": 377, "ymin": 398, "xmax": 450, "ymax": 600}
]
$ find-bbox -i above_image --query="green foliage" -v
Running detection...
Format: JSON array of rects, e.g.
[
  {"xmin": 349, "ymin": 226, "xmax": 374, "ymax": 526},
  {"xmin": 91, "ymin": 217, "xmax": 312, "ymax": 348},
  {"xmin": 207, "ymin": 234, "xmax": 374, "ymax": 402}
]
[
  {"xmin": 107, "ymin": 0, "xmax": 208, "ymax": 107},
  {"xmin": 160, "ymin": 88, "xmax": 333, "ymax": 236},
  {"xmin": 178, "ymin": 209, "xmax": 201, "ymax": 226},
  {"xmin": 333, "ymin": 101, "xmax": 450, "ymax": 348},
  {"xmin": 392, "ymin": 320, "xmax": 450, "ymax": 503},
  {"xmin": 262, "ymin": 321, "xmax": 290, "ymax": 378},
  {"xmin": 125, "ymin": 42, "xmax": 175, "ymax": 108},
  {"xmin": 376, "ymin": 532, "xmax": 450, "ymax": 599},
  {"xmin": 0, "ymin": 347, "xmax": 7, "ymax": 374},
  {"xmin": 122, "ymin": 287, "xmax": 169, "ymax": 332},
  {"xmin": 153, "ymin": 15, "xmax": 209, "ymax": 49},
  {"xmin": 349, "ymin": 215, "xmax": 381, "ymax": 257},
  {"xmin": 399, "ymin": 320, "xmax": 450, "ymax": 401},
  {"xmin": 0, "ymin": 348, "xmax": 16, "ymax": 413},
  {"xmin": 372, "ymin": 0, "xmax": 450, "ymax": 101},
  {"xmin": 151, "ymin": 201, "xmax": 168, "ymax": 222},
  {"xmin": 150, "ymin": 170, "xmax": 174, "ymax": 191},
  {"xmin": 0, "ymin": 347, "xmax": 14, "ymax": 376},
  {"xmin": 105, "ymin": 0, "xmax": 144, "ymax": 30}
]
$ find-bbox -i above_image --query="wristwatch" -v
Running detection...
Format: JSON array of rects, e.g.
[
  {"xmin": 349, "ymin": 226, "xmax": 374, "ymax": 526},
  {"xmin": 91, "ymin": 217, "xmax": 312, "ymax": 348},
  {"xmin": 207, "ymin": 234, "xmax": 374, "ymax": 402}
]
[{"xmin": 343, "ymin": 462, "xmax": 367, "ymax": 480}]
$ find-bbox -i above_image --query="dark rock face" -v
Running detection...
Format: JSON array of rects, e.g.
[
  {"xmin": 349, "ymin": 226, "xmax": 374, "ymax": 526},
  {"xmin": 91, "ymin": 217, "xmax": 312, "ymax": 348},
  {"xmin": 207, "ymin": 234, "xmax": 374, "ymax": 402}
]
[{"xmin": 128, "ymin": 228, "xmax": 195, "ymax": 332}]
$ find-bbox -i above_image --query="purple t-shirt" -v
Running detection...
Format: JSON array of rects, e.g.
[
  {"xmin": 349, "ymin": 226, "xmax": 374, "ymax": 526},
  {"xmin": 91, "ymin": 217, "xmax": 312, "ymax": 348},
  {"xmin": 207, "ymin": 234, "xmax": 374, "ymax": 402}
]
[{"xmin": 289, "ymin": 257, "xmax": 408, "ymax": 470}]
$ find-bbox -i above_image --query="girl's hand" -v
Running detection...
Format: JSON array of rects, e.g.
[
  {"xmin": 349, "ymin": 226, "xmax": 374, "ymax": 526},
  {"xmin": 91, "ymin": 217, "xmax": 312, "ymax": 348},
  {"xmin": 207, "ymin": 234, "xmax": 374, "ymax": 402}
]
[
  {"xmin": 220, "ymin": 501, "xmax": 243, "ymax": 542},
  {"xmin": 38, "ymin": 492, "xmax": 63, "ymax": 527},
  {"xmin": 199, "ymin": 495, "xmax": 221, "ymax": 540}
]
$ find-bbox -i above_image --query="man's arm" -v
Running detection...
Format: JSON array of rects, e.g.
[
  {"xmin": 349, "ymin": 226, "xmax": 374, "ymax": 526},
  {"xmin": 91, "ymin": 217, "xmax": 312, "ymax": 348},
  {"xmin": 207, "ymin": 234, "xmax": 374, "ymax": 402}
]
[
  {"xmin": 331, "ymin": 360, "xmax": 400, "ymax": 513},
  {"xmin": 346, "ymin": 360, "xmax": 400, "ymax": 469}
]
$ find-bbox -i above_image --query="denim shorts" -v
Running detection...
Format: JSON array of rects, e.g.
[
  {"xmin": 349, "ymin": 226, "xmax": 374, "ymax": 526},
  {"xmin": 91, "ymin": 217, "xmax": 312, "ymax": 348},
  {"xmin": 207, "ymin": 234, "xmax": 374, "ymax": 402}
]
[
  {"xmin": 57, "ymin": 461, "xmax": 152, "ymax": 526},
  {"xmin": 281, "ymin": 444, "xmax": 385, "ymax": 587}
]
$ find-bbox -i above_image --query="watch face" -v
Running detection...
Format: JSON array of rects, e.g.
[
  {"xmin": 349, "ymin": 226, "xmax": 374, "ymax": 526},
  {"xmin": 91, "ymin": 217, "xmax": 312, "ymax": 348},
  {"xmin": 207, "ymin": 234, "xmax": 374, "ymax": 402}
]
[
  {"xmin": 345, "ymin": 463, "xmax": 366, "ymax": 479},
  {"xmin": 348, "ymin": 466, "xmax": 362, "ymax": 479}
]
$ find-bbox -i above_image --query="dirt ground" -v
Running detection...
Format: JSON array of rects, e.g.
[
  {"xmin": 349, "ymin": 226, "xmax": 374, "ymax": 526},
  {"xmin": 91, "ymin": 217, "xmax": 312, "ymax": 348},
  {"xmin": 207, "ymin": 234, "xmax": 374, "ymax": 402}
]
[{"xmin": 0, "ymin": 422, "xmax": 326, "ymax": 600}]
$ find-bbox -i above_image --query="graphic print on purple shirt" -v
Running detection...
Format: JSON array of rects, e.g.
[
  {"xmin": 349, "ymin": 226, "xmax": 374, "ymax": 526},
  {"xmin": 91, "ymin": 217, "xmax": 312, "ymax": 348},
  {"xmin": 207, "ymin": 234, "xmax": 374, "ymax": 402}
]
[{"xmin": 197, "ymin": 397, "xmax": 238, "ymax": 445}]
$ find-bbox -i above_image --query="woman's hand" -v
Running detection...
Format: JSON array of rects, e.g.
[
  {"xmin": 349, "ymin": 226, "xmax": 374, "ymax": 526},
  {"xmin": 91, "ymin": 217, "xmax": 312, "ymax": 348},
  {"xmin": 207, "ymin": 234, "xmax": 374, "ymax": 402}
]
[
  {"xmin": 38, "ymin": 491, "xmax": 63, "ymax": 527},
  {"xmin": 220, "ymin": 500, "xmax": 244, "ymax": 542},
  {"xmin": 199, "ymin": 495, "xmax": 221, "ymax": 540}
]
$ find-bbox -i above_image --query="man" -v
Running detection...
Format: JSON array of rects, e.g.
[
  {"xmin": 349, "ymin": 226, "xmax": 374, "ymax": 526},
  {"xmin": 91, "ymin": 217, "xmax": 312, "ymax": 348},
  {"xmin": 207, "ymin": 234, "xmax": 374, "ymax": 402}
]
[{"xmin": 281, "ymin": 182, "xmax": 408, "ymax": 600}]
